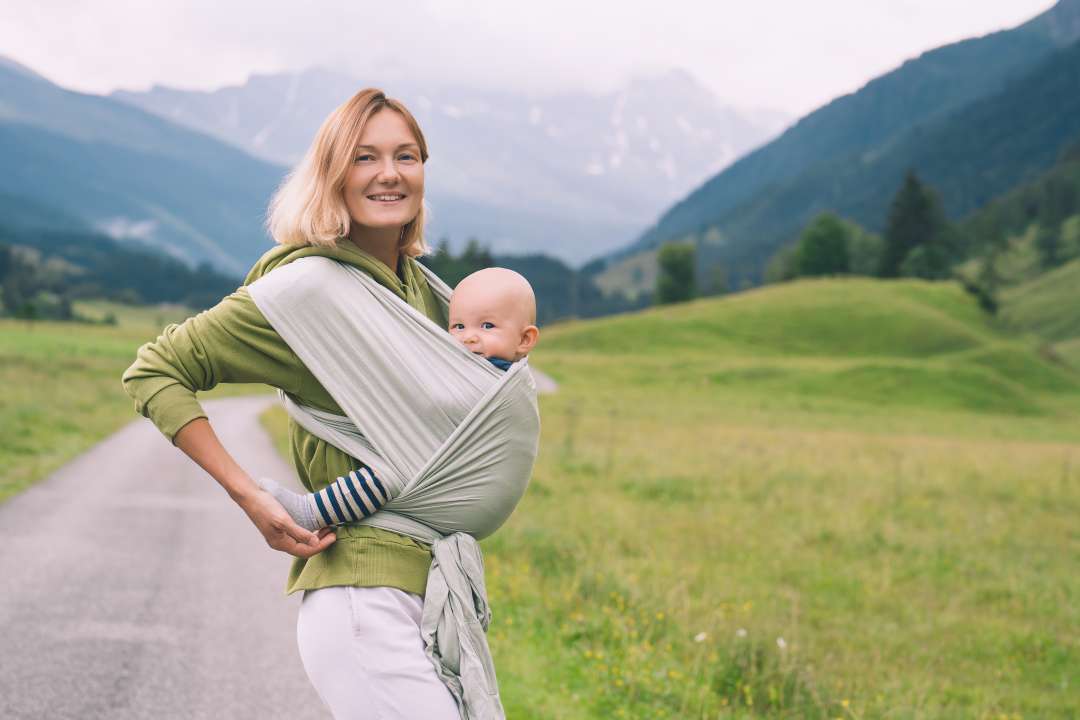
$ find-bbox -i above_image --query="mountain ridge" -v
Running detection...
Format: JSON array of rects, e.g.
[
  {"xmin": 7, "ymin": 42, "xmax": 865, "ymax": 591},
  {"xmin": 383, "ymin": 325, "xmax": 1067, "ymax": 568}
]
[
  {"xmin": 111, "ymin": 67, "xmax": 788, "ymax": 264},
  {"xmin": 597, "ymin": 0, "xmax": 1079, "ymax": 282}
]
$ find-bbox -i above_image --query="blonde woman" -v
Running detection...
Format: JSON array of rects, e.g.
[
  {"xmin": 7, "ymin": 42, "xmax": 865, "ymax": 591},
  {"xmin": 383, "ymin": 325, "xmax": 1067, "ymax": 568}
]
[{"xmin": 123, "ymin": 89, "xmax": 462, "ymax": 718}]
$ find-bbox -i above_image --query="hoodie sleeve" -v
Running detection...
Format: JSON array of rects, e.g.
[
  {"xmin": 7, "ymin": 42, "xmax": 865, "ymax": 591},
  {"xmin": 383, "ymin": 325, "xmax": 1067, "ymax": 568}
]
[{"xmin": 120, "ymin": 287, "xmax": 311, "ymax": 443}]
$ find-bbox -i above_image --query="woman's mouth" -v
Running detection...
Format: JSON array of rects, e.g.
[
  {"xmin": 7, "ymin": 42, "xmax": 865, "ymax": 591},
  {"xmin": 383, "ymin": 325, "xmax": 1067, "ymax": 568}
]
[{"xmin": 367, "ymin": 193, "xmax": 405, "ymax": 203}]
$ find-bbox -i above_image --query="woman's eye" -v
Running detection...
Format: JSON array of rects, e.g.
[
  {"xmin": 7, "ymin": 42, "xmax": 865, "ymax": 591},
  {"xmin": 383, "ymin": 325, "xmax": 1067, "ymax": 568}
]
[
  {"xmin": 398, "ymin": 153, "xmax": 417, "ymax": 162},
  {"xmin": 353, "ymin": 154, "xmax": 375, "ymax": 163},
  {"xmin": 481, "ymin": 322, "xmax": 495, "ymax": 330}
]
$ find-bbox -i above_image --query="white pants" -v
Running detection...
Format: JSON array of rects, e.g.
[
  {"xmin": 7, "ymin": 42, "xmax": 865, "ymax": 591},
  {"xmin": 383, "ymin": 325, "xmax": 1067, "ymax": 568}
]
[{"xmin": 296, "ymin": 586, "xmax": 461, "ymax": 720}]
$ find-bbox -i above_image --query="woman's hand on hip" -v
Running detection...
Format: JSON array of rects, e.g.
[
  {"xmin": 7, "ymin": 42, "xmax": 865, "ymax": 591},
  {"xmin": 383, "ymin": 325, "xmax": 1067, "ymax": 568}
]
[
  {"xmin": 240, "ymin": 489, "xmax": 337, "ymax": 558},
  {"xmin": 173, "ymin": 417, "xmax": 336, "ymax": 558}
]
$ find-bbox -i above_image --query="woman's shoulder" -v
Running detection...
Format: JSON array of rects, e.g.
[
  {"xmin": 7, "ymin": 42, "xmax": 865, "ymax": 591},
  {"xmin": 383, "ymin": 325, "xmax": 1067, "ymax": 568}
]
[{"xmin": 243, "ymin": 244, "xmax": 335, "ymax": 286}]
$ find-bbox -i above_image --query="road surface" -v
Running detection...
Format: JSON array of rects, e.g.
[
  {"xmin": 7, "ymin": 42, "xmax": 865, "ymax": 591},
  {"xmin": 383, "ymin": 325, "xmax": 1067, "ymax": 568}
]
[{"xmin": 0, "ymin": 396, "xmax": 329, "ymax": 720}]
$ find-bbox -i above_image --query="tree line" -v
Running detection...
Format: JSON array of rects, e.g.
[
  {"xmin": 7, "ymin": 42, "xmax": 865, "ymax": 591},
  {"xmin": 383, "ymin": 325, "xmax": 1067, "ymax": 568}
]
[
  {"xmin": 0, "ymin": 226, "xmax": 241, "ymax": 321},
  {"xmin": 646, "ymin": 149, "xmax": 1080, "ymax": 313}
]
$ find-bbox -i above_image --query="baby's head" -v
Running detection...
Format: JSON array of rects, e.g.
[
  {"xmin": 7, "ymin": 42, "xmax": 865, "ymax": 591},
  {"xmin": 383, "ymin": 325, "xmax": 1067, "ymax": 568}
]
[{"xmin": 448, "ymin": 267, "xmax": 539, "ymax": 362}]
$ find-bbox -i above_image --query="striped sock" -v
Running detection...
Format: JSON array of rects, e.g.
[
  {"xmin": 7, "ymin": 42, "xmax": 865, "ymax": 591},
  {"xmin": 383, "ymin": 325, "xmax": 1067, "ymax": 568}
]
[
  {"xmin": 307, "ymin": 467, "xmax": 390, "ymax": 529},
  {"xmin": 257, "ymin": 467, "xmax": 390, "ymax": 532}
]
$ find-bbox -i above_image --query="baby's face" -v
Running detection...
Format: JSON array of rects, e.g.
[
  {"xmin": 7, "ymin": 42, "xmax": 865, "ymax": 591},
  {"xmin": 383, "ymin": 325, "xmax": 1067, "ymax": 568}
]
[{"xmin": 448, "ymin": 284, "xmax": 532, "ymax": 361}]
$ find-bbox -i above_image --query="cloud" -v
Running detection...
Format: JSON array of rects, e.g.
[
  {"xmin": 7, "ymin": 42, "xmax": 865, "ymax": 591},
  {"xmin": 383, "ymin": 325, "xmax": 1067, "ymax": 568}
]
[{"xmin": 0, "ymin": 0, "xmax": 1057, "ymax": 115}]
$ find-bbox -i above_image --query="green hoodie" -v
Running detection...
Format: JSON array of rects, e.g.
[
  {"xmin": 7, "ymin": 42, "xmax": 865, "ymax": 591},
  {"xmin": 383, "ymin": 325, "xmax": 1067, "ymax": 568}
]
[{"xmin": 122, "ymin": 242, "xmax": 447, "ymax": 596}]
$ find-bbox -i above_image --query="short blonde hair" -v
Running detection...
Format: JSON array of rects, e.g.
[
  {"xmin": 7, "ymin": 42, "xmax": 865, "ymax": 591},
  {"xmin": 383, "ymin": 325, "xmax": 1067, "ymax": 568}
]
[{"xmin": 266, "ymin": 88, "xmax": 431, "ymax": 257}]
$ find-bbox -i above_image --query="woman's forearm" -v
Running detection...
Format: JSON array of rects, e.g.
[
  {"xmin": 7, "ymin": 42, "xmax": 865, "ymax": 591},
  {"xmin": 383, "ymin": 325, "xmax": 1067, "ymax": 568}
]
[
  {"xmin": 172, "ymin": 417, "xmax": 336, "ymax": 557},
  {"xmin": 173, "ymin": 417, "xmax": 259, "ymax": 504}
]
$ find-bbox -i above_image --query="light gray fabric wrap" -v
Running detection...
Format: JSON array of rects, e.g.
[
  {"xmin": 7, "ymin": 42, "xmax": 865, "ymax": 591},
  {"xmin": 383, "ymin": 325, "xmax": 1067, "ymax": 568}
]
[{"xmin": 248, "ymin": 257, "xmax": 539, "ymax": 720}]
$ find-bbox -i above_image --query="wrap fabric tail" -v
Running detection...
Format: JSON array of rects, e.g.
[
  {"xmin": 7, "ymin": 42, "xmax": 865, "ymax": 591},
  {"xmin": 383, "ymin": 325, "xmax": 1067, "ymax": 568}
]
[{"xmin": 248, "ymin": 257, "xmax": 540, "ymax": 720}]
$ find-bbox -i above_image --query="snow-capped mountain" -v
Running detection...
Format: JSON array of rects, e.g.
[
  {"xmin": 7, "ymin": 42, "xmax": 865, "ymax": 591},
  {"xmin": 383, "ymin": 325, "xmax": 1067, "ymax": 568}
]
[{"xmin": 113, "ymin": 68, "xmax": 788, "ymax": 264}]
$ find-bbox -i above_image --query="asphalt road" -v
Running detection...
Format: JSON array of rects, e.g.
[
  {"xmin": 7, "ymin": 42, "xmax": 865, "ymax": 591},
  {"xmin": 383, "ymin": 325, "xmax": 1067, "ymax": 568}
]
[{"xmin": 0, "ymin": 396, "xmax": 329, "ymax": 720}]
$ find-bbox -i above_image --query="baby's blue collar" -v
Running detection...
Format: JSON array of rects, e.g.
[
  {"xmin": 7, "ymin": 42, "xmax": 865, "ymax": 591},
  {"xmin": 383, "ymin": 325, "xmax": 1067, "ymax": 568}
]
[{"xmin": 487, "ymin": 357, "xmax": 514, "ymax": 371}]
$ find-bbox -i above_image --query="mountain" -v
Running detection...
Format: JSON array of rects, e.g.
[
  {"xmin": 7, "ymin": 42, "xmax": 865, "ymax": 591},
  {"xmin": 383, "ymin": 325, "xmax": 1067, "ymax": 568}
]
[
  {"xmin": 0, "ymin": 222, "xmax": 240, "ymax": 311},
  {"xmin": 0, "ymin": 58, "xmax": 285, "ymax": 275},
  {"xmin": 112, "ymin": 68, "xmax": 788, "ymax": 264},
  {"xmin": 595, "ymin": 0, "xmax": 1080, "ymax": 290}
]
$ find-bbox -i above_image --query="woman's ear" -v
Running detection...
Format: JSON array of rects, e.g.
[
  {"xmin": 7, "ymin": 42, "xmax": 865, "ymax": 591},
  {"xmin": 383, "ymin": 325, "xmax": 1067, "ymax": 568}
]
[{"xmin": 517, "ymin": 325, "xmax": 540, "ymax": 355}]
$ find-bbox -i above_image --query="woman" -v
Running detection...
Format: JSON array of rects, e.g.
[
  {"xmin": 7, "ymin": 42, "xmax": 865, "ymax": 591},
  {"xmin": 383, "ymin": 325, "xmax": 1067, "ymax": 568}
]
[{"xmin": 123, "ymin": 88, "xmax": 462, "ymax": 718}]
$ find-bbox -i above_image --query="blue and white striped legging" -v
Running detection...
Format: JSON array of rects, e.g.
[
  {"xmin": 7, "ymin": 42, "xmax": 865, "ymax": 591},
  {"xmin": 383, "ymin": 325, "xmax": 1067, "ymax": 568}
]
[{"xmin": 310, "ymin": 466, "xmax": 390, "ymax": 526}]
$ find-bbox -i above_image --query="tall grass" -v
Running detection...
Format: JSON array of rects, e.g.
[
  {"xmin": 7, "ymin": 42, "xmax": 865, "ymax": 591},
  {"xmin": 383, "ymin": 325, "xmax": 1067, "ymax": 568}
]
[{"xmin": 262, "ymin": 278, "xmax": 1079, "ymax": 717}]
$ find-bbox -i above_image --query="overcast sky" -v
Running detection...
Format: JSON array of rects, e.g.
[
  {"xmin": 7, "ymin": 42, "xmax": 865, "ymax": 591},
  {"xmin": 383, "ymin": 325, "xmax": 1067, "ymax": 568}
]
[{"xmin": 0, "ymin": 0, "xmax": 1058, "ymax": 117}]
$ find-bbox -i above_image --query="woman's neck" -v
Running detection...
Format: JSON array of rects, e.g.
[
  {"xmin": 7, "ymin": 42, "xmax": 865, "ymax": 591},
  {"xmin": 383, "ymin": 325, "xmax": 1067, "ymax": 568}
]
[{"xmin": 347, "ymin": 225, "xmax": 402, "ymax": 278}]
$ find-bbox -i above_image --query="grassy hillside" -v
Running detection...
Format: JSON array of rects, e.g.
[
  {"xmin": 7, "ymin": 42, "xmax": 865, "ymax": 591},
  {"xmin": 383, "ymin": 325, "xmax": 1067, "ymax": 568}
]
[
  {"xmin": 256, "ymin": 277, "xmax": 1080, "ymax": 717},
  {"xmin": 545, "ymin": 277, "xmax": 1080, "ymax": 424},
  {"xmin": 1001, "ymin": 257, "xmax": 1080, "ymax": 341},
  {"xmin": 0, "ymin": 303, "xmax": 267, "ymax": 503}
]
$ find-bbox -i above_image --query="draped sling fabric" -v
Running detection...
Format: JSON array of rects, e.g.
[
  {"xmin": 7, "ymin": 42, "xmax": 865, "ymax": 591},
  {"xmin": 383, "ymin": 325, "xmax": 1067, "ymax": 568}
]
[{"xmin": 247, "ymin": 256, "xmax": 540, "ymax": 720}]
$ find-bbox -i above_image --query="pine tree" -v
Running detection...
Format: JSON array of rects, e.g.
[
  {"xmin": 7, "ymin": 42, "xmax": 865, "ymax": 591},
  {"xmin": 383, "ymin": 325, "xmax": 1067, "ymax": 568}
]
[{"xmin": 880, "ymin": 171, "xmax": 950, "ymax": 278}]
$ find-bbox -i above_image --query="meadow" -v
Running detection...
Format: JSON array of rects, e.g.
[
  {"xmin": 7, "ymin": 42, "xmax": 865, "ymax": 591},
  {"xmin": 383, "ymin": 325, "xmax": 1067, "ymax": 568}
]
[
  {"xmin": 263, "ymin": 278, "xmax": 1079, "ymax": 718},
  {"xmin": 5, "ymin": 280, "xmax": 1077, "ymax": 718},
  {"xmin": 0, "ymin": 301, "xmax": 266, "ymax": 503}
]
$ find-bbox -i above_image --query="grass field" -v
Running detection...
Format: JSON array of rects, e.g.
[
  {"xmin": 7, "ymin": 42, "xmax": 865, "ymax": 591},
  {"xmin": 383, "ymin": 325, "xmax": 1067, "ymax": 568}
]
[
  {"xmin": 259, "ymin": 277, "xmax": 1079, "ymax": 718},
  {"xmin": 0, "ymin": 301, "xmax": 268, "ymax": 503},
  {"xmin": 7, "ymin": 280, "xmax": 1079, "ymax": 717}
]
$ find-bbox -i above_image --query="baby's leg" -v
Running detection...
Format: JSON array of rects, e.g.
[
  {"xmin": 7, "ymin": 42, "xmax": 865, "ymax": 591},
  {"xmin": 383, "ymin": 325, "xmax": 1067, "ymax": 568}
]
[{"xmin": 258, "ymin": 467, "xmax": 390, "ymax": 532}]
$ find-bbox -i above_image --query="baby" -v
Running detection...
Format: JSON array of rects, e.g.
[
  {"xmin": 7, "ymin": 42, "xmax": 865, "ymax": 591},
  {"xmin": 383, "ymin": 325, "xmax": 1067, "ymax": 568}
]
[{"xmin": 261, "ymin": 267, "xmax": 539, "ymax": 531}]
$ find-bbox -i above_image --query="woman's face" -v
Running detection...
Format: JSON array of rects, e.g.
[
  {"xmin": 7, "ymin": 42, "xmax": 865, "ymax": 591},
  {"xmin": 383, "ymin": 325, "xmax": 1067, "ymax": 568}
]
[{"xmin": 343, "ymin": 109, "xmax": 424, "ymax": 233}]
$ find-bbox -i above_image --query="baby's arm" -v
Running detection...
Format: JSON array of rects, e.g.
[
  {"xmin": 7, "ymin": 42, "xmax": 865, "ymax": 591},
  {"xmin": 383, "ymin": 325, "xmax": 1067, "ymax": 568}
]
[{"xmin": 258, "ymin": 466, "xmax": 390, "ymax": 531}]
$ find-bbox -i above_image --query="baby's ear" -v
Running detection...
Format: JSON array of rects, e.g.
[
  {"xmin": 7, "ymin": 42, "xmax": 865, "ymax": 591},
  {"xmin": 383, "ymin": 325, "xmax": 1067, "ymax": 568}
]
[{"xmin": 518, "ymin": 325, "xmax": 540, "ymax": 354}]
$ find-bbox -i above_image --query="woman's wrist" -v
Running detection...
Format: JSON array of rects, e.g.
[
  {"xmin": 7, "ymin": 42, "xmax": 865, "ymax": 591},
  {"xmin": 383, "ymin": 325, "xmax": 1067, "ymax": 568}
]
[{"xmin": 225, "ymin": 471, "xmax": 262, "ymax": 508}]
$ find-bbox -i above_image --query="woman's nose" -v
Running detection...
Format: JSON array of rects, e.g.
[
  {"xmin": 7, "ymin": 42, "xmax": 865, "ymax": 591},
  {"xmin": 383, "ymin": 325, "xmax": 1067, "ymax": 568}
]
[{"xmin": 376, "ymin": 158, "xmax": 400, "ymax": 183}]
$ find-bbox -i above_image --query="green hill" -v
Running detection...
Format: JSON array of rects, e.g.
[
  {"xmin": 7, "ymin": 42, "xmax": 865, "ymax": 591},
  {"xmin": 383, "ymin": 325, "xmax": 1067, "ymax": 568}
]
[
  {"xmin": 540, "ymin": 277, "xmax": 1080, "ymax": 418},
  {"xmin": 1000, "ymin": 258, "xmax": 1080, "ymax": 354}
]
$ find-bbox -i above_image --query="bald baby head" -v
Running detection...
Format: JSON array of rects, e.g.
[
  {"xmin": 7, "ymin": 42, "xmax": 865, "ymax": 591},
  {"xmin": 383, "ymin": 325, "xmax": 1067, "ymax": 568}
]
[{"xmin": 448, "ymin": 267, "xmax": 540, "ymax": 362}]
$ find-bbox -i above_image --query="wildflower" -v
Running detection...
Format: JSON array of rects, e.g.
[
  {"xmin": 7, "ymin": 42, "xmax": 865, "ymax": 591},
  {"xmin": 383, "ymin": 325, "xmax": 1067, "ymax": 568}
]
[
  {"xmin": 841, "ymin": 699, "xmax": 850, "ymax": 708},
  {"xmin": 694, "ymin": 632, "xmax": 707, "ymax": 643},
  {"xmin": 776, "ymin": 637, "xmax": 787, "ymax": 650},
  {"xmin": 735, "ymin": 628, "xmax": 748, "ymax": 638},
  {"xmin": 656, "ymin": 611, "xmax": 665, "ymax": 620}
]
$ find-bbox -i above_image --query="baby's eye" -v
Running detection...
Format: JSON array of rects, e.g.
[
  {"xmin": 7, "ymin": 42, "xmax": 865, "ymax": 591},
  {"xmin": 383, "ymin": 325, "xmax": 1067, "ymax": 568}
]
[
  {"xmin": 481, "ymin": 322, "xmax": 496, "ymax": 330},
  {"xmin": 450, "ymin": 322, "xmax": 464, "ymax": 330}
]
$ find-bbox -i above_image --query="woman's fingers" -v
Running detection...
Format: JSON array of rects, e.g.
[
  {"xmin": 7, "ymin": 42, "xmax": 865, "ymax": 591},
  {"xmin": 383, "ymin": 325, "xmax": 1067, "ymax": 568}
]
[
  {"xmin": 281, "ymin": 516, "xmax": 319, "ymax": 547},
  {"xmin": 243, "ymin": 487, "xmax": 335, "ymax": 557},
  {"xmin": 277, "ymin": 527, "xmax": 337, "ymax": 558}
]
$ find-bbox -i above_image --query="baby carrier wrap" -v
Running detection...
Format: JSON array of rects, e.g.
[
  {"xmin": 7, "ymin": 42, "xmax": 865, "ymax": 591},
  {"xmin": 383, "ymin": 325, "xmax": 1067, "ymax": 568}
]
[{"xmin": 248, "ymin": 256, "xmax": 540, "ymax": 720}]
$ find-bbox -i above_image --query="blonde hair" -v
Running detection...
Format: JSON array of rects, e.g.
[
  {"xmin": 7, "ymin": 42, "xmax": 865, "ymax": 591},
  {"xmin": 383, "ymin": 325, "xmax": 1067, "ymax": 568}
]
[{"xmin": 266, "ymin": 88, "xmax": 431, "ymax": 257}]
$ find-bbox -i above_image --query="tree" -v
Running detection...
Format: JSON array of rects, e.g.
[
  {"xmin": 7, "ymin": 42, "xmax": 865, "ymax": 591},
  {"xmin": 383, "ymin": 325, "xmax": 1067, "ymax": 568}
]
[
  {"xmin": 655, "ymin": 242, "xmax": 698, "ymax": 305},
  {"xmin": 793, "ymin": 212, "xmax": 850, "ymax": 276},
  {"xmin": 847, "ymin": 229, "xmax": 885, "ymax": 277},
  {"xmin": 880, "ymin": 171, "xmax": 951, "ymax": 278}
]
